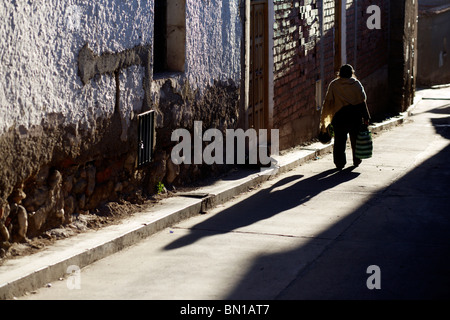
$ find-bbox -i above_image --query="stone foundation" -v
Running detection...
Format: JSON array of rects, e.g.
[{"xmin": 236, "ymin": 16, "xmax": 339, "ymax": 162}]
[{"xmin": 0, "ymin": 78, "xmax": 240, "ymax": 249}]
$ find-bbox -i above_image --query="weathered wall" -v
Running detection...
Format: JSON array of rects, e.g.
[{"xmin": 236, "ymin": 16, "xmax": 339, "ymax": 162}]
[
  {"xmin": 1, "ymin": 0, "xmax": 154, "ymax": 243},
  {"xmin": 351, "ymin": 0, "xmax": 390, "ymax": 118},
  {"xmin": 150, "ymin": 0, "xmax": 243, "ymax": 187},
  {"xmin": 388, "ymin": 0, "xmax": 418, "ymax": 113},
  {"xmin": 0, "ymin": 0, "xmax": 153, "ymax": 196},
  {"xmin": 0, "ymin": 0, "xmax": 243, "ymax": 246},
  {"xmin": 0, "ymin": 1, "xmax": 152, "ymax": 135},
  {"xmin": 417, "ymin": 2, "xmax": 450, "ymax": 86},
  {"xmin": 184, "ymin": 0, "xmax": 242, "ymax": 90}
]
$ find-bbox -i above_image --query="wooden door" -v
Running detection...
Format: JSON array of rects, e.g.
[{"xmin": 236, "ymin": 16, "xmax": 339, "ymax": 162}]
[{"xmin": 249, "ymin": 0, "xmax": 268, "ymax": 131}]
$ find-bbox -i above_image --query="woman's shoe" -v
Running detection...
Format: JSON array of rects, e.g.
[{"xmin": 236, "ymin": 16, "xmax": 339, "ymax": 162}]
[{"xmin": 353, "ymin": 159, "xmax": 362, "ymax": 167}]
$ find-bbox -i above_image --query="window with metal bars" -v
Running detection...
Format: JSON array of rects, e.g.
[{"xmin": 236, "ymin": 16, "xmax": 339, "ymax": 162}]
[{"xmin": 137, "ymin": 110, "xmax": 155, "ymax": 167}]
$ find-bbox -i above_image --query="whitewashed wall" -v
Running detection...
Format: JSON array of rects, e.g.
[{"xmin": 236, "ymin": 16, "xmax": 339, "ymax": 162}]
[
  {"xmin": 0, "ymin": 0, "xmax": 244, "ymax": 210},
  {"xmin": 0, "ymin": 0, "xmax": 242, "ymax": 136},
  {"xmin": 0, "ymin": 0, "xmax": 154, "ymax": 136},
  {"xmin": 185, "ymin": 0, "xmax": 242, "ymax": 89}
]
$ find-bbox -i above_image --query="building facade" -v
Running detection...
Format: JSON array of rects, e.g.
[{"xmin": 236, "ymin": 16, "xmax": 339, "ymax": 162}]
[
  {"xmin": 0, "ymin": 0, "xmax": 417, "ymax": 245},
  {"xmin": 0, "ymin": 0, "xmax": 244, "ymax": 243}
]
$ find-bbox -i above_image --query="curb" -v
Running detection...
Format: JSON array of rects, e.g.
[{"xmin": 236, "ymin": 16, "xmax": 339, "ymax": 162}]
[{"xmin": 0, "ymin": 106, "xmax": 414, "ymax": 300}]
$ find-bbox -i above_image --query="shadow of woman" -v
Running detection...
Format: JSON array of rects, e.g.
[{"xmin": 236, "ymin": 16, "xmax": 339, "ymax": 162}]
[{"xmin": 163, "ymin": 167, "xmax": 360, "ymax": 250}]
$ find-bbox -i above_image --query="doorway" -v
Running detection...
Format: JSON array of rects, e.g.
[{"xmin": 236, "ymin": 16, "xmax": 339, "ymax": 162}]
[{"xmin": 249, "ymin": 0, "xmax": 269, "ymax": 131}]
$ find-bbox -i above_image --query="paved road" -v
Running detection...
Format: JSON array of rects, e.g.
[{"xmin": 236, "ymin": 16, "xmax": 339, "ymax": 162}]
[{"xmin": 20, "ymin": 87, "xmax": 450, "ymax": 301}]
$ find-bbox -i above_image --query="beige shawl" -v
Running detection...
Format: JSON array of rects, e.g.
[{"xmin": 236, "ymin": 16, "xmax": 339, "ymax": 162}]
[{"xmin": 320, "ymin": 77, "xmax": 367, "ymax": 132}]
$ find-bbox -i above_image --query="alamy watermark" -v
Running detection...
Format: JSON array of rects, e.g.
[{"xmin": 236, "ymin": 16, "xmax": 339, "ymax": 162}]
[
  {"xmin": 171, "ymin": 121, "xmax": 280, "ymax": 175},
  {"xmin": 366, "ymin": 265, "xmax": 381, "ymax": 290},
  {"xmin": 366, "ymin": 5, "xmax": 381, "ymax": 30}
]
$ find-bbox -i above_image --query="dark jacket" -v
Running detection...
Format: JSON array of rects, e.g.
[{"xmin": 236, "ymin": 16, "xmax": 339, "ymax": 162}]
[{"xmin": 332, "ymin": 102, "xmax": 371, "ymax": 129}]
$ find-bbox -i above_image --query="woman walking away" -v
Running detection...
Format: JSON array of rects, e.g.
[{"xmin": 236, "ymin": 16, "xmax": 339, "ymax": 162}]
[{"xmin": 319, "ymin": 64, "xmax": 371, "ymax": 170}]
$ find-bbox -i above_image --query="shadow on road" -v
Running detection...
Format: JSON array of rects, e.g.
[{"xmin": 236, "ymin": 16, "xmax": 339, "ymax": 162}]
[
  {"xmin": 164, "ymin": 104, "xmax": 450, "ymax": 299},
  {"xmin": 163, "ymin": 167, "xmax": 360, "ymax": 250},
  {"xmin": 223, "ymin": 106, "xmax": 450, "ymax": 300},
  {"xmin": 224, "ymin": 143, "xmax": 450, "ymax": 299}
]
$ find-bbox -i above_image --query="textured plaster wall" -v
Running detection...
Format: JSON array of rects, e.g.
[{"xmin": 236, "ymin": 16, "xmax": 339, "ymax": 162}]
[
  {"xmin": 0, "ymin": 0, "xmax": 154, "ymax": 135},
  {"xmin": 0, "ymin": 0, "xmax": 244, "ymax": 243},
  {"xmin": 184, "ymin": 0, "xmax": 242, "ymax": 91},
  {"xmin": 150, "ymin": 0, "xmax": 243, "ymax": 187},
  {"xmin": 0, "ymin": 0, "xmax": 243, "ymax": 183},
  {"xmin": 1, "ymin": 0, "xmax": 243, "ymax": 135}
]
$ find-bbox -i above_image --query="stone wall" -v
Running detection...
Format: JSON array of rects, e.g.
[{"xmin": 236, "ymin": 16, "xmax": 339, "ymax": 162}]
[
  {"xmin": 0, "ymin": 1, "xmax": 243, "ymax": 247},
  {"xmin": 351, "ymin": 0, "xmax": 390, "ymax": 117}
]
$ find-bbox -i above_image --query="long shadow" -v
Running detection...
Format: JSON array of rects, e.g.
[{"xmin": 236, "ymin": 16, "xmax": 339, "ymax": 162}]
[
  {"xmin": 163, "ymin": 167, "xmax": 360, "ymax": 250},
  {"xmin": 222, "ymin": 108, "xmax": 450, "ymax": 300}
]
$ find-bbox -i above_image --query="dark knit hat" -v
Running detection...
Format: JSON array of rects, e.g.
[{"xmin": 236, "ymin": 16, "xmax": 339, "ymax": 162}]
[{"xmin": 339, "ymin": 64, "xmax": 354, "ymax": 78}]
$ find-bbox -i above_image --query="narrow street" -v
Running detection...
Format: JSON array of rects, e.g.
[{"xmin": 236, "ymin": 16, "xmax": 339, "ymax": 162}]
[{"xmin": 19, "ymin": 87, "xmax": 450, "ymax": 301}]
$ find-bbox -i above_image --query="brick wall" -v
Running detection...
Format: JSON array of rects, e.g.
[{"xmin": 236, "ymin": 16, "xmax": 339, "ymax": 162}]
[
  {"xmin": 350, "ymin": 0, "xmax": 390, "ymax": 118},
  {"xmin": 273, "ymin": 0, "xmax": 324, "ymax": 149},
  {"xmin": 273, "ymin": 0, "xmax": 392, "ymax": 150},
  {"xmin": 351, "ymin": 0, "xmax": 389, "ymax": 79}
]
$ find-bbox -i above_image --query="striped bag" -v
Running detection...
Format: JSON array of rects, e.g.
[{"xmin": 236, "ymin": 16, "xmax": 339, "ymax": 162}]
[{"xmin": 355, "ymin": 129, "xmax": 373, "ymax": 159}]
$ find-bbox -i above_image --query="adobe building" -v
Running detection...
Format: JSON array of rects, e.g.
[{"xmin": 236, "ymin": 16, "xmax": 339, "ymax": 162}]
[
  {"xmin": 0, "ymin": 1, "xmax": 418, "ymax": 246},
  {"xmin": 0, "ymin": 0, "xmax": 244, "ymax": 244}
]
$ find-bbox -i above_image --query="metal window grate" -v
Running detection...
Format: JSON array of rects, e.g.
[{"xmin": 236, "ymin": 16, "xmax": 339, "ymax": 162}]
[{"xmin": 137, "ymin": 110, "xmax": 155, "ymax": 167}]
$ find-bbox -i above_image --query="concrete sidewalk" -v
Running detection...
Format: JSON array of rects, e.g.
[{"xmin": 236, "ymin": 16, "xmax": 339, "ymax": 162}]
[{"xmin": 0, "ymin": 88, "xmax": 433, "ymax": 300}]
